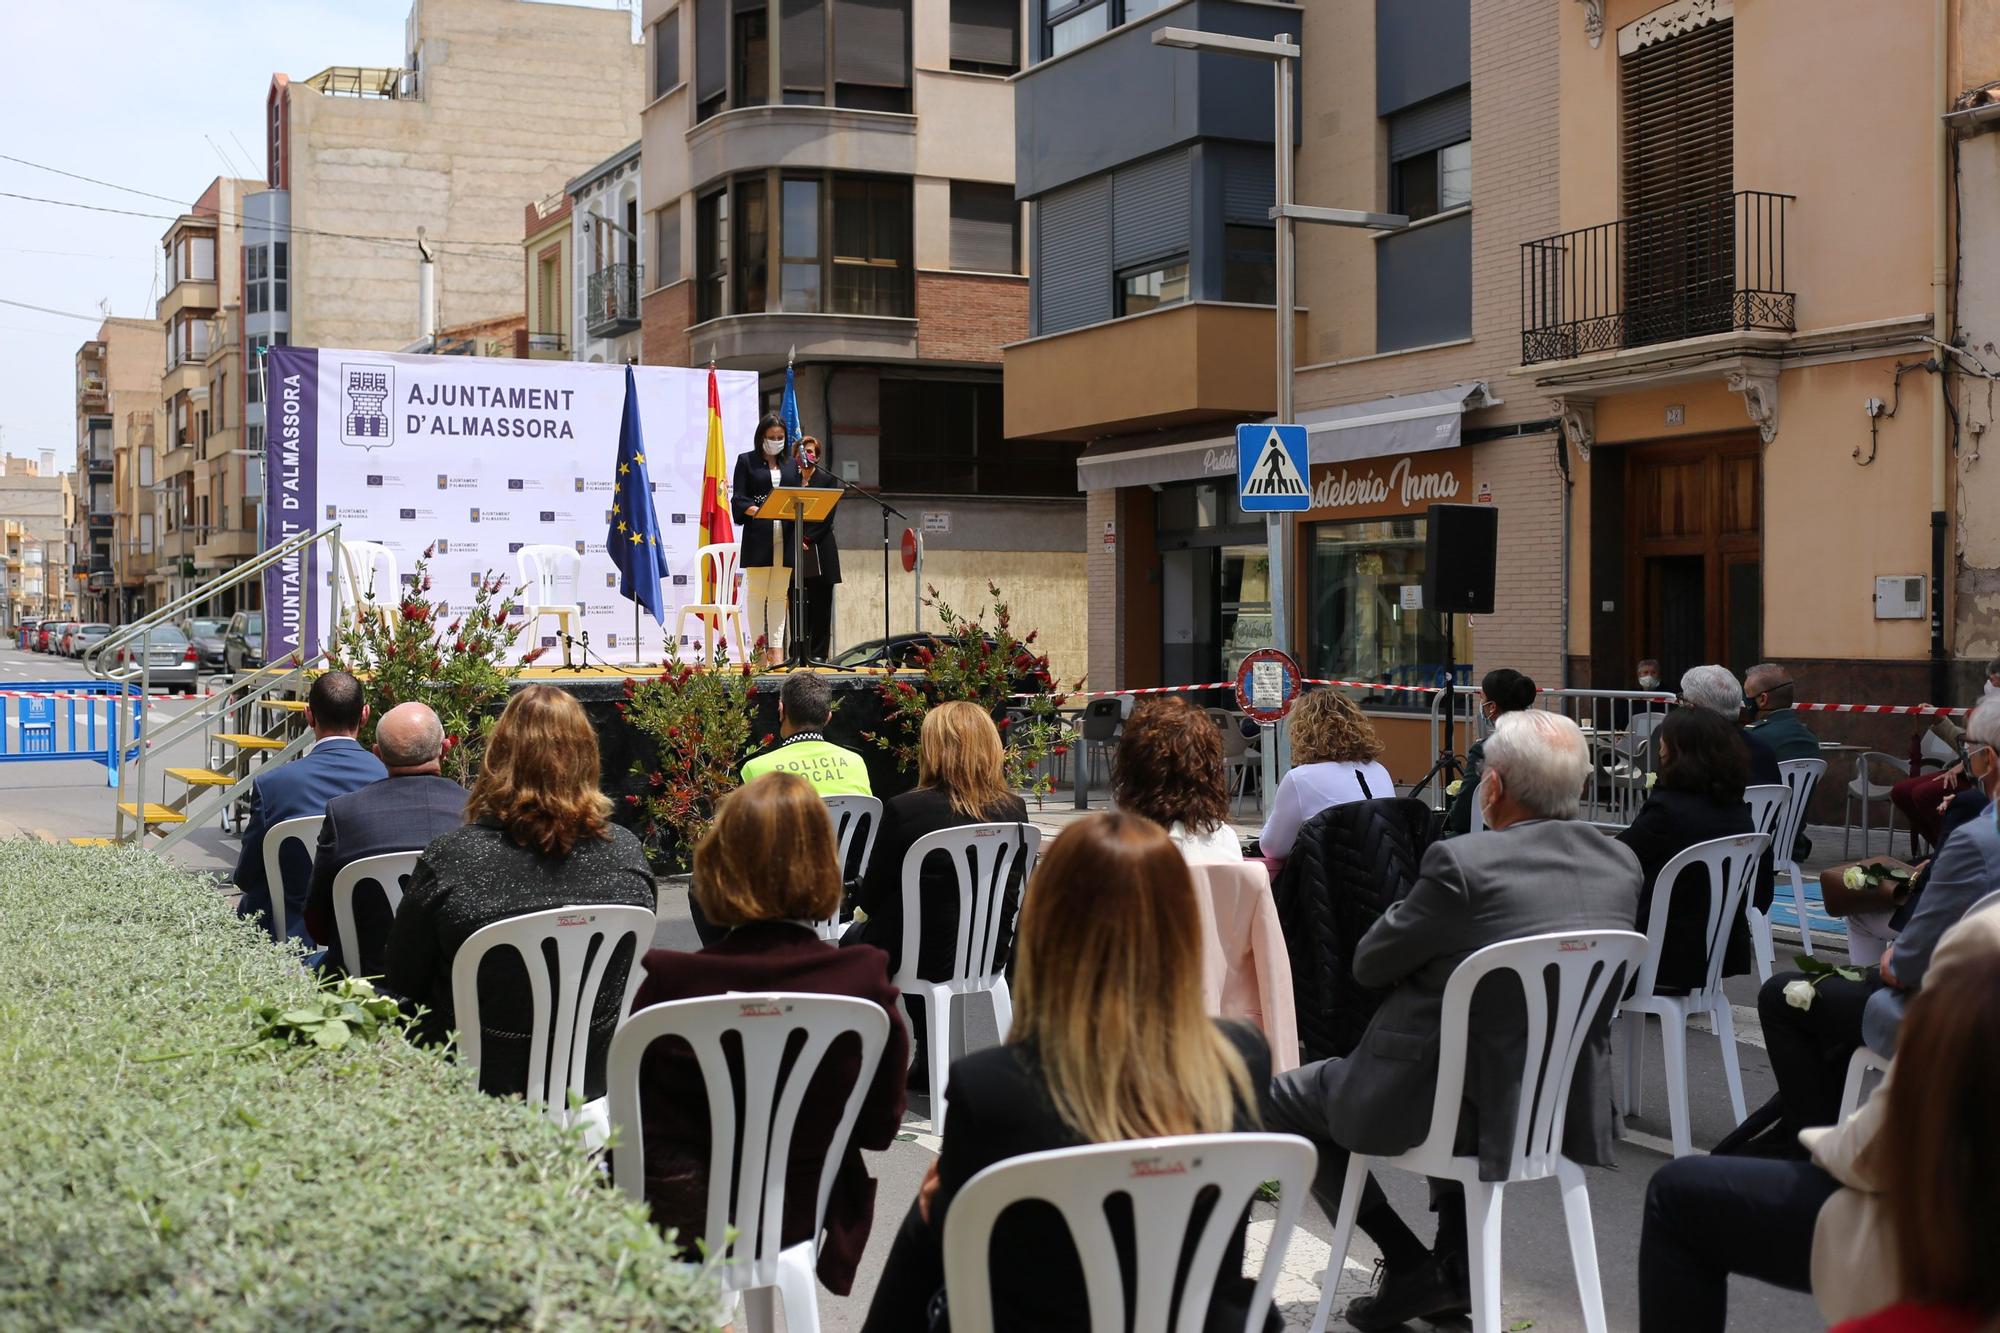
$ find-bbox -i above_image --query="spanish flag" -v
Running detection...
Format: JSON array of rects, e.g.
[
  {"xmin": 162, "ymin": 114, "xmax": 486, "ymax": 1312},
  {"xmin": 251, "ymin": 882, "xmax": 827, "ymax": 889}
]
[{"xmin": 698, "ymin": 366, "xmax": 734, "ymax": 601}]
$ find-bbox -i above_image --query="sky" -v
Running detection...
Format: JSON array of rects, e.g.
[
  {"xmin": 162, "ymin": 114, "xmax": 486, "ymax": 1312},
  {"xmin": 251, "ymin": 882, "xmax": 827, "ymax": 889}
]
[{"xmin": 0, "ymin": 0, "xmax": 634, "ymax": 475}]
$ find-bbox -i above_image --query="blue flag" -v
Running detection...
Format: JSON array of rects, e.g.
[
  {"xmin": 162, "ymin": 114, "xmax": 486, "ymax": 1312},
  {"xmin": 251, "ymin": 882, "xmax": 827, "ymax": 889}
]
[
  {"xmin": 781, "ymin": 360, "xmax": 803, "ymax": 465},
  {"xmin": 607, "ymin": 365, "xmax": 670, "ymax": 623}
]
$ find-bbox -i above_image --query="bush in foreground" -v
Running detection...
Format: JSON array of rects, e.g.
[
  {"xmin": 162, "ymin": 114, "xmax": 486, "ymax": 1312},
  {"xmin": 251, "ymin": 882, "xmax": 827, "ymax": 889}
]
[{"xmin": 0, "ymin": 843, "xmax": 711, "ymax": 1331}]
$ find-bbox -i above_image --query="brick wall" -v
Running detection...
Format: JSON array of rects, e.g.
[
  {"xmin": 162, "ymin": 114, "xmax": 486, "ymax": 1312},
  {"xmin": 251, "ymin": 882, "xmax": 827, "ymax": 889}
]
[
  {"xmin": 640, "ymin": 281, "xmax": 691, "ymax": 367},
  {"xmin": 916, "ymin": 271, "xmax": 1028, "ymax": 365}
]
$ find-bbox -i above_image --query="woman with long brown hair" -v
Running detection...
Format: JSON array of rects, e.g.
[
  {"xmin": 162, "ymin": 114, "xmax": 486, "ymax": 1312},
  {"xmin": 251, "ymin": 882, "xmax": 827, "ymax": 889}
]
[
  {"xmin": 386, "ymin": 685, "xmax": 654, "ymax": 1097},
  {"xmin": 842, "ymin": 701, "xmax": 1027, "ymax": 1082},
  {"xmin": 860, "ymin": 813, "xmax": 1274, "ymax": 1332}
]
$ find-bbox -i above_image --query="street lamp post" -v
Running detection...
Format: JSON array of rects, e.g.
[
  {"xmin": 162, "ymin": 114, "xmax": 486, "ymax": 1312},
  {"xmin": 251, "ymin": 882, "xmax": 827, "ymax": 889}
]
[{"xmin": 1151, "ymin": 26, "xmax": 1405, "ymax": 804}]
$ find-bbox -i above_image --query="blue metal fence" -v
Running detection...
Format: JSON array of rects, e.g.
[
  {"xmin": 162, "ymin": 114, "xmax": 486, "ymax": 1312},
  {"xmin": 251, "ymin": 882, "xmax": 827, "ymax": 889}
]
[{"xmin": 0, "ymin": 683, "xmax": 144, "ymax": 787}]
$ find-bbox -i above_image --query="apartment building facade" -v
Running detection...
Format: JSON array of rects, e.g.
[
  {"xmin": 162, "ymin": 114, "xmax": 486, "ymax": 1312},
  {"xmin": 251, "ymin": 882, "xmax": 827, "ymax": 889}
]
[
  {"xmin": 520, "ymin": 191, "xmax": 575, "ymax": 360},
  {"xmin": 571, "ymin": 141, "xmax": 644, "ymax": 365},
  {"xmin": 0, "ymin": 456, "xmax": 73, "ymax": 629},
  {"xmin": 638, "ymin": 0, "xmax": 1088, "ymax": 682},
  {"xmin": 1945, "ymin": 59, "xmax": 2000, "ymax": 673},
  {"xmin": 73, "ymin": 317, "xmax": 165, "ymax": 624}
]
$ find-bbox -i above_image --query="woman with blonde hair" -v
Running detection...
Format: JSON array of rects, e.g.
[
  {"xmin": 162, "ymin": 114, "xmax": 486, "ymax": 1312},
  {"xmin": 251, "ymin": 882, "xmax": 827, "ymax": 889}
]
[
  {"xmin": 628, "ymin": 772, "xmax": 907, "ymax": 1297},
  {"xmin": 1257, "ymin": 688, "xmax": 1394, "ymax": 865},
  {"xmin": 843, "ymin": 701, "xmax": 1027, "ymax": 1082},
  {"xmin": 386, "ymin": 685, "xmax": 654, "ymax": 1097},
  {"xmin": 860, "ymin": 813, "xmax": 1275, "ymax": 1332}
]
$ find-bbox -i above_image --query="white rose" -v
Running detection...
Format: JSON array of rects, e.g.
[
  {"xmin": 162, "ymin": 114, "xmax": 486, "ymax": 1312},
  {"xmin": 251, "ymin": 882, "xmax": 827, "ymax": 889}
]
[
  {"xmin": 1446, "ymin": 779, "xmax": 1463, "ymax": 796},
  {"xmin": 1842, "ymin": 865, "xmax": 1867, "ymax": 891},
  {"xmin": 1645, "ymin": 772, "xmax": 1658, "ymax": 789},
  {"xmin": 1783, "ymin": 979, "xmax": 1816, "ymax": 1011}
]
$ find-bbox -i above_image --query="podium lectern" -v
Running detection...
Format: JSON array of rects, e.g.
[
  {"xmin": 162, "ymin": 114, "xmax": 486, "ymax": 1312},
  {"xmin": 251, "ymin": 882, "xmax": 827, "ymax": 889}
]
[{"xmin": 762, "ymin": 485, "xmax": 840, "ymax": 668}]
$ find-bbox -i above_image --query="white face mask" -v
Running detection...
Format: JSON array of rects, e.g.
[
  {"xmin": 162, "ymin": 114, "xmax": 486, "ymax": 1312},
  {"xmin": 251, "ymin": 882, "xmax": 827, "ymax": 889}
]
[
  {"xmin": 1638, "ymin": 674, "xmax": 1661, "ymax": 690},
  {"xmin": 761, "ymin": 436, "xmax": 785, "ymax": 457}
]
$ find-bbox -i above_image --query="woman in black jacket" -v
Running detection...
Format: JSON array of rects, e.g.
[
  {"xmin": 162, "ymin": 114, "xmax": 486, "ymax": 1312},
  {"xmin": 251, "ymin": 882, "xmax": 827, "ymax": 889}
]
[
  {"xmin": 796, "ymin": 435, "xmax": 841, "ymax": 661},
  {"xmin": 1617, "ymin": 707, "xmax": 1756, "ymax": 990},
  {"xmin": 731, "ymin": 413, "xmax": 800, "ymax": 666}
]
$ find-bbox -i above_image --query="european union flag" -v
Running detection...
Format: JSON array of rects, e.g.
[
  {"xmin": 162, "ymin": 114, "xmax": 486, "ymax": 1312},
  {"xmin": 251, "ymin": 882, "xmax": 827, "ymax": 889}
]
[{"xmin": 607, "ymin": 365, "xmax": 670, "ymax": 623}]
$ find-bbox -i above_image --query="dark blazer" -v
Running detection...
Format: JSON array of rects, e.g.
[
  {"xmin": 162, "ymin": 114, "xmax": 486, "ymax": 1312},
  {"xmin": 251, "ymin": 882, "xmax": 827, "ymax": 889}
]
[
  {"xmin": 1742, "ymin": 729, "xmax": 1783, "ymax": 786},
  {"xmin": 1442, "ymin": 737, "xmax": 1488, "ymax": 837},
  {"xmin": 233, "ymin": 737, "xmax": 388, "ymax": 944},
  {"xmin": 730, "ymin": 449, "xmax": 802, "ymax": 568},
  {"xmin": 799, "ymin": 463, "xmax": 842, "ymax": 583},
  {"xmin": 844, "ymin": 787, "xmax": 1029, "ymax": 979},
  {"xmin": 1319, "ymin": 818, "xmax": 1643, "ymax": 1180},
  {"xmin": 1890, "ymin": 787, "xmax": 1991, "ymax": 930},
  {"xmin": 627, "ymin": 921, "xmax": 907, "ymax": 1295},
  {"xmin": 1747, "ymin": 707, "xmax": 1822, "ymax": 763},
  {"xmin": 860, "ymin": 1023, "xmax": 1277, "ymax": 1333},
  {"xmin": 385, "ymin": 819, "xmax": 656, "ymax": 1098},
  {"xmin": 302, "ymin": 772, "xmax": 469, "ymax": 977},
  {"xmin": 1616, "ymin": 787, "xmax": 1756, "ymax": 990}
]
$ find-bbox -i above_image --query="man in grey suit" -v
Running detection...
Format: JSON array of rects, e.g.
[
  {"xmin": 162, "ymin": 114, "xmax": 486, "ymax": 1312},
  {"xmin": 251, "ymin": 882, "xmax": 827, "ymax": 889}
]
[{"xmin": 1268, "ymin": 710, "xmax": 1642, "ymax": 1331}]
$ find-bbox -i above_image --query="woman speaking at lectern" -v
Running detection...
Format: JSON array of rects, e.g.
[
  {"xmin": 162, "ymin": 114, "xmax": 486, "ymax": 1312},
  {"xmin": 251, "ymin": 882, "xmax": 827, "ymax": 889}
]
[{"xmin": 731, "ymin": 413, "xmax": 800, "ymax": 668}]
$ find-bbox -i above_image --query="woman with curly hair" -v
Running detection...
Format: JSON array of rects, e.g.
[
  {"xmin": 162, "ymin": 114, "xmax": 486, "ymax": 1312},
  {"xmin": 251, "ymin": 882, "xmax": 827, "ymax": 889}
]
[
  {"xmin": 1257, "ymin": 688, "xmax": 1394, "ymax": 866},
  {"xmin": 1112, "ymin": 697, "xmax": 1243, "ymax": 863}
]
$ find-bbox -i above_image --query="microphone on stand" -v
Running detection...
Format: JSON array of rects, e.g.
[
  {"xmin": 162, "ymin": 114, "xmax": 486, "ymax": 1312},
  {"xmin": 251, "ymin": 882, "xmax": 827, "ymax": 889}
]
[{"xmin": 570, "ymin": 629, "xmax": 619, "ymax": 674}]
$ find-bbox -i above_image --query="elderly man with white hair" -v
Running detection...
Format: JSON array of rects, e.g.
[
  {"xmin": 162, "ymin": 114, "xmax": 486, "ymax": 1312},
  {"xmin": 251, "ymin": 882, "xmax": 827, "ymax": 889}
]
[
  {"xmin": 1679, "ymin": 663, "xmax": 1783, "ymax": 784},
  {"xmin": 1267, "ymin": 710, "xmax": 1643, "ymax": 1330}
]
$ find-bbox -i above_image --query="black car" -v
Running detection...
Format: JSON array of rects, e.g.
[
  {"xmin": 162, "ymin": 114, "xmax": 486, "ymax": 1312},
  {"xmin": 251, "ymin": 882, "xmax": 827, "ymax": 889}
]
[
  {"xmin": 223, "ymin": 611, "xmax": 264, "ymax": 674},
  {"xmin": 833, "ymin": 632, "xmax": 1053, "ymax": 693}
]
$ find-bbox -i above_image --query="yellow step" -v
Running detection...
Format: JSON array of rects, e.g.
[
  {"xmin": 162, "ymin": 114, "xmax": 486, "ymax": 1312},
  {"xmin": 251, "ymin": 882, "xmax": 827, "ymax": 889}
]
[
  {"xmin": 69, "ymin": 836, "xmax": 116, "ymax": 846},
  {"xmin": 259, "ymin": 698, "xmax": 309, "ymax": 712},
  {"xmin": 215, "ymin": 733, "xmax": 285, "ymax": 751},
  {"xmin": 166, "ymin": 767, "xmax": 234, "ymax": 787},
  {"xmin": 117, "ymin": 803, "xmax": 187, "ymax": 825}
]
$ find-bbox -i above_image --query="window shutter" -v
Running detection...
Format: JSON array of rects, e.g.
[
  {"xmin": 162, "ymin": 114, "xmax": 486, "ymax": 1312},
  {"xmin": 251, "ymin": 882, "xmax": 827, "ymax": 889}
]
[
  {"xmin": 1221, "ymin": 153, "xmax": 1274, "ymax": 225},
  {"xmin": 658, "ymin": 203, "xmax": 682, "ymax": 285},
  {"xmin": 1387, "ymin": 86, "xmax": 1470, "ymax": 162},
  {"xmin": 950, "ymin": 0, "xmax": 1016, "ymax": 69},
  {"xmin": 1620, "ymin": 19, "xmax": 1732, "ymax": 218},
  {"xmin": 781, "ymin": 0, "xmax": 825, "ymax": 95},
  {"xmin": 1035, "ymin": 177, "xmax": 1112, "ymax": 335},
  {"xmin": 950, "ymin": 183, "xmax": 1016, "ymax": 273},
  {"xmin": 1111, "ymin": 151, "xmax": 1191, "ymax": 269},
  {"xmin": 696, "ymin": 0, "xmax": 726, "ymax": 102},
  {"xmin": 834, "ymin": 0, "xmax": 908, "ymax": 89}
]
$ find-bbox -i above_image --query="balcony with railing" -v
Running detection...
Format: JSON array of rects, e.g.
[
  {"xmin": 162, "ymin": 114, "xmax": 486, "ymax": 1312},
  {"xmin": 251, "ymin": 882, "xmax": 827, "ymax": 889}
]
[
  {"xmin": 585, "ymin": 263, "xmax": 642, "ymax": 339},
  {"xmin": 1520, "ymin": 190, "xmax": 1795, "ymax": 366}
]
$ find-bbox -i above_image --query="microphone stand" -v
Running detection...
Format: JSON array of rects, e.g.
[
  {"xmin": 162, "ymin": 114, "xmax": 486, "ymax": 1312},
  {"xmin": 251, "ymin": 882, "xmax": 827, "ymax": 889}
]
[
  {"xmin": 567, "ymin": 629, "xmax": 622, "ymax": 675},
  {"xmin": 813, "ymin": 469, "xmax": 906, "ymax": 652}
]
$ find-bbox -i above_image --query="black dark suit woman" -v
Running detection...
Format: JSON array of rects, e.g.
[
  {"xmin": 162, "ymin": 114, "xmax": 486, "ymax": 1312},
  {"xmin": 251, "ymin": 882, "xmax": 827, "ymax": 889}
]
[
  {"xmin": 796, "ymin": 435, "xmax": 841, "ymax": 661},
  {"xmin": 730, "ymin": 413, "xmax": 800, "ymax": 667}
]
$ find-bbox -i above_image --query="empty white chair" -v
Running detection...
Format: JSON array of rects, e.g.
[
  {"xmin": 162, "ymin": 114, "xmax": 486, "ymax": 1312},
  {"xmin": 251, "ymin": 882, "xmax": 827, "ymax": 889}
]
[
  {"xmin": 1310, "ymin": 930, "xmax": 1648, "ymax": 1333},
  {"xmin": 1844, "ymin": 751, "xmax": 1908, "ymax": 860},
  {"xmin": 515, "ymin": 544, "xmax": 584, "ymax": 657},
  {"xmin": 254, "ymin": 814, "xmax": 324, "ymax": 944},
  {"xmin": 1778, "ymin": 758, "xmax": 1830, "ymax": 955},
  {"xmin": 1616, "ymin": 832, "xmax": 1768, "ymax": 1158},
  {"xmin": 675, "ymin": 542, "xmax": 748, "ymax": 664},
  {"xmin": 818, "ymin": 794, "xmax": 883, "ymax": 942},
  {"xmin": 329, "ymin": 850, "xmax": 421, "ymax": 978},
  {"xmin": 607, "ymin": 993, "xmax": 892, "ymax": 1333},
  {"xmin": 1743, "ymin": 783, "xmax": 1790, "ymax": 981},
  {"xmin": 943, "ymin": 1133, "xmax": 1315, "ymax": 1333},
  {"xmin": 335, "ymin": 540, "xmax": 399, "ymax": 626},
  {"xmin": 1838, "ymin": 1046, "xmax": 1891, "ymax": 1121},
  {"xmin": 449, "ymin": 903, "xmax": 654, "ymax": 1138},
  {"xmin": 892, "ymin": 822, "xmax": 1042, "ymax": 1133}
]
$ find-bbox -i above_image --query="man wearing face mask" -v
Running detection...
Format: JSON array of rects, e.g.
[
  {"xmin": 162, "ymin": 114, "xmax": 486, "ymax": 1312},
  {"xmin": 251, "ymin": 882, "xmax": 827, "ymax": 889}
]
[
  {"xmin": 731, "ymin": 413, "xmax": 802, "ymax": 667},
  {"xmin": 1743, "ymin": 663, "xmax": 1820, "ymax": 761},
  {"xmin": 1637, "ymin": 658, "xmax": 1663, "ymax": 692}
]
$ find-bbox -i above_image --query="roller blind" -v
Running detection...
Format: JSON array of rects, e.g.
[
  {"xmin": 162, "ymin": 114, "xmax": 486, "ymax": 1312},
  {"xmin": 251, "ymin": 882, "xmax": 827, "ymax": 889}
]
[
  {"xmin": 1221, "ymin": 153, "xmax": 1274, "ymax": 225},
  {"xmin": 834, "ymin": 0, "xmax": 909, "ymax": 89},
  {"xmin": 695, "ymin": 0, "xmax": 726, "ymax": 101},
  {"xmin": 1111, "ymin": 151, "xmax": 1190, "ymax": 269},
  {"xmin": 1620, "ymin": 19, "xmax": 1732, "ymax": 217},
  {"xmin": 950, "ymin": 182, "xmax": 1017, "ymax": 274},
  {"xmin": 950, "ymin": 0, "xmax": 1016, "ymax": 69},
  {"xmin": 1387, "ymin": 86, "xmax": 1471, "ymax": 162},
  {"xmin": 1035, "ymin": 177, "xmax": 1112, "ymax": 335}
]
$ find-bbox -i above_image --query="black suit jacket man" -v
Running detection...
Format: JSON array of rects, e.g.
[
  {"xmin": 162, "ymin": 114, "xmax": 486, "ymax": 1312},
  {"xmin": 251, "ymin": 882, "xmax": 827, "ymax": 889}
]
[
  {"xmin": 729, "ymin": 449, "xmax": 802, "ymax": 568},
  {"xmin": 302, "ymin": 772, "xmax": 468, "ymax": 977}
]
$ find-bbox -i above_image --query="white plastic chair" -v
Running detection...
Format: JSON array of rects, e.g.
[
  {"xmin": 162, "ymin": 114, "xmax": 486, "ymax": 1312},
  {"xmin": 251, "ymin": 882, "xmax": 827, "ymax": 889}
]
[
  {"xmin": 449, "ymin": 904, "xmax": 655, "ymax": 1137},
  {"xmin": 254, "ymin": 814, "xmax": 324, "ymax": 944},
  {"xmin": 335, "ymin": 540, "xmax": 399, "ymax": 626},
  {"xmin": 515, "ymin": 544, "xmax": 583, "ymax": 652},
  {"xmin": 329, "ymin": 850, "xmax": 420, "ymax": 978},
  {"xmin": 892, "ymin": 822, "xmax": 1043, "ymax": 1134},
  {"xmin": 1615, "ymin": 832, "xmax": 1769, "ymax": 1158},
  {"xmin": 1743, "ymin": 783, "xmax": 1790, "ymax": 981},
  {"xmin": 1838, "ymin": 1046, "xmax": 1891, "ymax": 1121},
  {"xmin": 1843, "ymin": 751, "xmax": 1908, "ymax": 860},
  {"xmin": 944, "ymin": 1133, "xmax": 1316, "ymax": 1333},
  {"xmin": 1309, "ymin": 930, "xmax": 1648, "ymax": 1333},
  {"xmin": 675, "ymin": 542, "xmax": 747, "ymax": 664},
  {"xmin": 818, "ymin": 794, "xmax": 883, "ymax": 941},
  {"xmin": 607, "ymin": 993, "xmax": 892, "ymax": 1333},
  {"xmin": 1778, "ymin": 758, "xmax": 1829, "ymax": 955}
]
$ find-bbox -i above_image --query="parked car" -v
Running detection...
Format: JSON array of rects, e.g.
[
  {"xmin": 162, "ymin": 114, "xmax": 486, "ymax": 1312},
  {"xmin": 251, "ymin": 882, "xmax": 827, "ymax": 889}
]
[
  {"xmin": 69, "ymin": 623, "xmax": 112, "ymax": 659},
  {"xmin": 16, "ymin": 620, "xmax": 39, "ymax": 651},
  {"xmin": 223, "ymin": 611, "xmax": 264, "ymax": 674},
  {"xmin": 181, "ymin": 617, "xmax": 229, "ymax": 670},
  {"xmin": 106, "ymin": 624, "xmax": 200, "ymax": 694},
  {"xmin": 832, "ymin": 632, "xmax": 1054, "ymax": 693},
  {"xmin": 56, "ymin": 622, "xmax": 83, "ymax": 656}
]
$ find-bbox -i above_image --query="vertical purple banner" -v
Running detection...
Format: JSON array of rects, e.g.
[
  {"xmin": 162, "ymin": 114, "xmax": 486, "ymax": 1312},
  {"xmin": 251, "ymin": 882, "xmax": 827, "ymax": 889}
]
[{"xmin": 263, "ymin": 347, "xmax": 320, "ymax": 662}]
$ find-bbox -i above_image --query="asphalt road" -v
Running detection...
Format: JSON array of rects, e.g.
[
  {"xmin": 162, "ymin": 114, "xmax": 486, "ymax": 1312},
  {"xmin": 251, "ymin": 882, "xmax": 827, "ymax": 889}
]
[{"xmin": 0, "ymin": 643, "xmax": 1828, "ymax": 1331}]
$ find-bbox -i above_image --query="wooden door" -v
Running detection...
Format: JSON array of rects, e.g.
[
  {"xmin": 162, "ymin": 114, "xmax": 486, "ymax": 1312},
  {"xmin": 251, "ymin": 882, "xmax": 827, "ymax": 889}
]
[{"xmin": 1626, "ymin": 435, "xmax": 1762, "ymax": 680}]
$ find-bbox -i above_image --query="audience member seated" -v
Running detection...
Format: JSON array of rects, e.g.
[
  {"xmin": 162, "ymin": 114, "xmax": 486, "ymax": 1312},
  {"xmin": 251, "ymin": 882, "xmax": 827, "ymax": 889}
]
[
  {"xmin": 859, "ymin": 813, "xmax": 1276, "ymax": 1333},
  {"xmin": 1639, "ymin": 900, "xmax": 2000, "ymax": 1333},
  {"xmin": 385, "ymin": 685, "xmax": 655, "ymax": 1098},
  {"xmin": 1987, "ymin": 656, "xmax": 2000, "ymax": 698},
  {"xmin": 1111, "ymin": 697, "xmax": 1242, "ymax": 863},
  {"xmin": 1257, "ymin": 690, "xmax": 1393, "ymax": 867},
  {"xmin": 1443, "ymin": 668, "xmax": 1536, "ymax": 837},
  {"xmin": 1744, "ymin": 663, "xmax": 1823, "ymax": 761},
  {"xmin": 233, "ymin": 670, "xmax": 387, "ymax": 945},
  {"xmin": 301, "ymin": 701, "xmax": 467, "ymax": 977},
  {"xmin": 739, "ymin": 672, "xmax": 873, "ymax": 796},
  {"xmin": 1839, "ymin": 739, "xmax": 1990, "ymax": 967},
  {"xmin": 1680, "ymin": 664, "xmax": 1781, "ymax": 784},
  {"xmin": 1264, "ymin": 711, "xmax": 1642, "ymax": 1331},
  {"xmin": 1616, "ymin": 707, "xmax": 1757, "ymax": 990},
  {"xmin": 628, "ymin": 771, "xmax": 907, "ymax": 1298},
  {"xmin": 1637, "ymin": 658, "xmax": 1663, "ymax": 693},
  {"xmin": 1891, "ymin": 714, "xmax": 1972, "ymax": 856},
  {"xmin": 842, "ymin": 701, "xmax": 1026, "ymax": 1085},
  {"xmin": 1724, "ymin": 696, "xmax": 2000, "ymax": 1151}
]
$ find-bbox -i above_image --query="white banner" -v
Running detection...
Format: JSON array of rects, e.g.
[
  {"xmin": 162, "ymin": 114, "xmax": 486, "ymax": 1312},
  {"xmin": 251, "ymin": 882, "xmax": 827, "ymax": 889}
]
[{"xmin": 264, "ymin": 347, "xmax": 760, "ymax": 664}]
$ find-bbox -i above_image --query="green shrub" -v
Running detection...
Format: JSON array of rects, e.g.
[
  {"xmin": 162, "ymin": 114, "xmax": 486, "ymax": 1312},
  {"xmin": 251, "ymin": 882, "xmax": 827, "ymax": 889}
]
[{"xmin": 0, "ymin": 844, "xmax": 713, "ymax": 1331}]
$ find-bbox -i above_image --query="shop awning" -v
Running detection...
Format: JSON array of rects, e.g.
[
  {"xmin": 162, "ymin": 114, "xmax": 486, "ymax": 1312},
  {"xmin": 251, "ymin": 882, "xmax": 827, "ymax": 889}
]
[{"xmin": 1074, "ymin": 381, "xmax": 1494, "ymax": 492}]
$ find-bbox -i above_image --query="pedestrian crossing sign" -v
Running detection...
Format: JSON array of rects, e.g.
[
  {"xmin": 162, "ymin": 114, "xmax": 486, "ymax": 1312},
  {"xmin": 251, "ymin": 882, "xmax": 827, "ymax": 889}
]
[{"xmin": 1236, "ymin": 424, "xmax": 1311, "ymax": 511}]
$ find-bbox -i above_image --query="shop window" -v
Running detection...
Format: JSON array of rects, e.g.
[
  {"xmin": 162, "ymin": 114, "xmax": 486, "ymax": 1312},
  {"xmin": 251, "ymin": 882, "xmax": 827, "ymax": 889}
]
[
  {"xmin": 1117, "ymin": 258, "xmax": 1187, "ymax": 316},
  {"xmin": 1307, "ymin": 517, "xmax": 1473, "ymax": 707},
  {"xmin": 878, "ymin": 378, "xmax": 1073, "ymax": 496}
]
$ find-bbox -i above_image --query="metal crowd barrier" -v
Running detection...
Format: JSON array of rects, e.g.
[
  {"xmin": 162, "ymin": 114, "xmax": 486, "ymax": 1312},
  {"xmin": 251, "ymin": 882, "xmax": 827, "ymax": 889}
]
[
  {"xmin": 1429, "ymin": 686, "xmax": 1676, "ymax": 829},
  {"xmin": 0, "ymin": 682, "xmax": 144, "ymax": 788}
]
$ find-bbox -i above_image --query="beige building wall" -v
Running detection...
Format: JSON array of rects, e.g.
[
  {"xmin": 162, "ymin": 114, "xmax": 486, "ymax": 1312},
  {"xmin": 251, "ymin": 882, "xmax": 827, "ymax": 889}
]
[
  {"xmin": 91, "ymin": 318, "xmax": 165, "ymax": 618},
  {"xmin": 283, "ymin": 0, "xmax": 643, "ymax": 352},
  {"xmin": 1949, "ymin": 17, "xmax": 2000, "ymax": 664}
]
